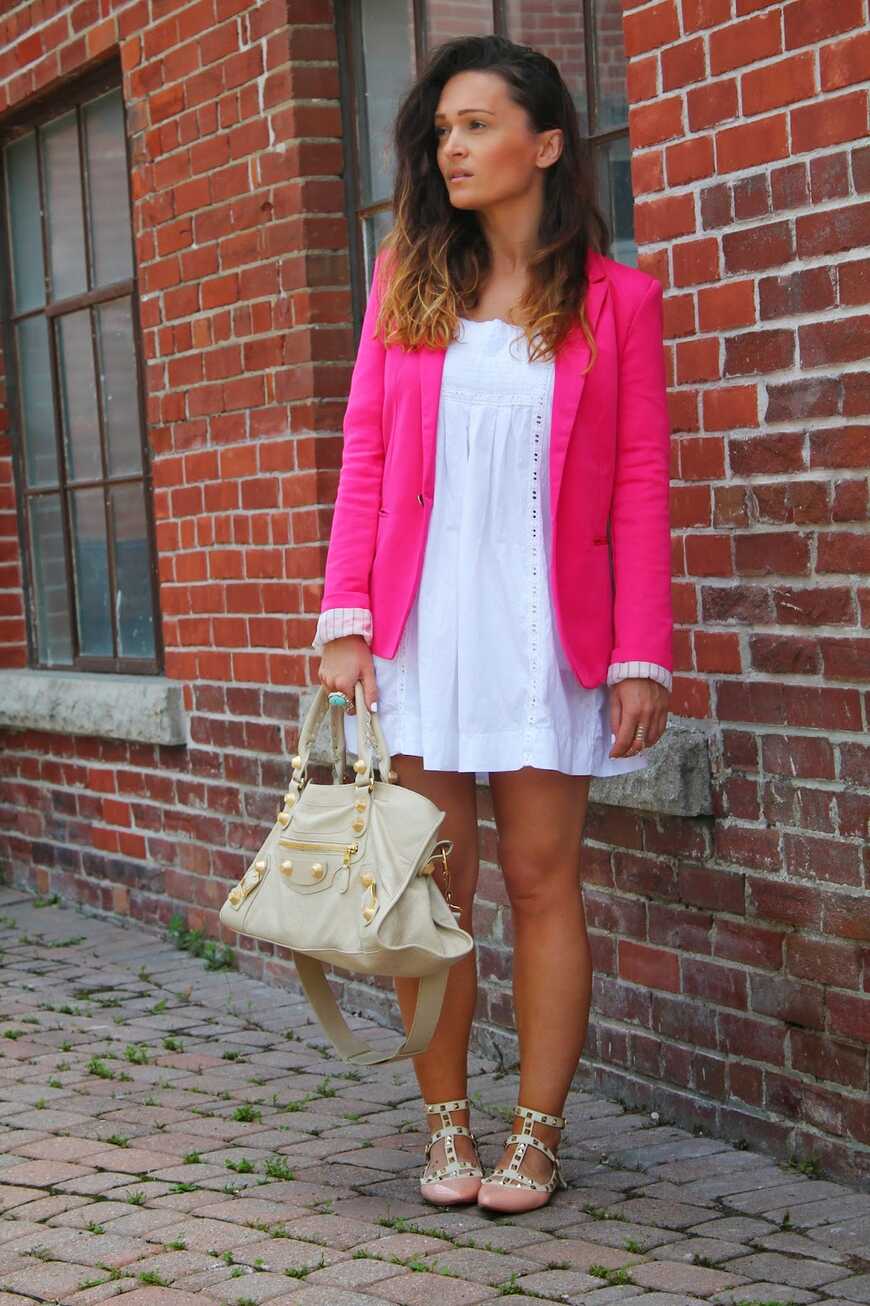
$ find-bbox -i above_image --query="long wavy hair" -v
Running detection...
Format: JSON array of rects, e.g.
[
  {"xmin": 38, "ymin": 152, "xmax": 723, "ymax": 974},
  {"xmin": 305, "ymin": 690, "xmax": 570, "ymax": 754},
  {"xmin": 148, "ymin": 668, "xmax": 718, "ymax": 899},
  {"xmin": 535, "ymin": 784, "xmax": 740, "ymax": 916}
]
[{"xmin": 374, "ymin": 34, "xmax": 609, "ymax": 363}]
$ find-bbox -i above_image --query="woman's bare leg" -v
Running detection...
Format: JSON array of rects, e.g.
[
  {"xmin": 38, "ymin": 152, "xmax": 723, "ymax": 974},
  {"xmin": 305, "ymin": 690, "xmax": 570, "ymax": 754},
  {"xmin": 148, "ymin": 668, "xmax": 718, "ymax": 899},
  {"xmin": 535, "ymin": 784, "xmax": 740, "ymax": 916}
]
[
  {"xmin": 390, "ymin": 754, "xmax": 481, "ymax": 1171},
  {"xmin": 487, "ymin": 766, "xmax": 593, "ymax": 1183}
]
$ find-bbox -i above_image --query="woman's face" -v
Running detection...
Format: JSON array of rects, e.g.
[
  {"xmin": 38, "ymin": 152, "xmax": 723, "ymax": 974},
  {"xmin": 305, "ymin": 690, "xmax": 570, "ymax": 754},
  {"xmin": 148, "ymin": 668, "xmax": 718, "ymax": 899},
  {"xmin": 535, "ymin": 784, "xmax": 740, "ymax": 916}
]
[{"xmin": 434, "ymin": 70, "xmax": 561, "ymax": 211}]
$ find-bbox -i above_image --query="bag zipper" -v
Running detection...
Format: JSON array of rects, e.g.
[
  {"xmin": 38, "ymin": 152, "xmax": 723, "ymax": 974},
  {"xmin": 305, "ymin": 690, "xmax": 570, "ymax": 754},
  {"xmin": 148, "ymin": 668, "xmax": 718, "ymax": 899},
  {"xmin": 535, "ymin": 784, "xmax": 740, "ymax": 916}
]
[{"xmin": 278, "ymin": 838, "xmax": 359, "ymax": 866}]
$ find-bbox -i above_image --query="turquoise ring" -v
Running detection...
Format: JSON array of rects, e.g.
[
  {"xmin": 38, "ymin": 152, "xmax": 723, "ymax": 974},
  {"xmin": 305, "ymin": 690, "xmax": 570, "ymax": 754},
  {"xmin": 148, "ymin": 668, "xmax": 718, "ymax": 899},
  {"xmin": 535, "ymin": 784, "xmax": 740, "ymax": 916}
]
[{"xmin": 328, "ymin": 691, "xmax": 351, "ymax": 709}]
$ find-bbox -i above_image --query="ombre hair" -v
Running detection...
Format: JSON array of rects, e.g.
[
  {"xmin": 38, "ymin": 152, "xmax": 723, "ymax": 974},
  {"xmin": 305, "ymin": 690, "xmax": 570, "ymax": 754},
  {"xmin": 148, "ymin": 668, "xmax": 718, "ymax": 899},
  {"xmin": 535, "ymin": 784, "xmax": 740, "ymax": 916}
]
[{"xmin": 374, "ymin": 33, "xmax": 609, "ymax": 364}]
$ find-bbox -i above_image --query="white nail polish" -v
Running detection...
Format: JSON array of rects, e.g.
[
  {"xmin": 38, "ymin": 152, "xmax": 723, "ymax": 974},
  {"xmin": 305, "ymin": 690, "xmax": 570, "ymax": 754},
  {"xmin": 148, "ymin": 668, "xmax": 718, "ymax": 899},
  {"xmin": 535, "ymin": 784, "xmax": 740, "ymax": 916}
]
[{"xmin": 371, "ymin": 702, "xmax": 378, "ymax": 713}]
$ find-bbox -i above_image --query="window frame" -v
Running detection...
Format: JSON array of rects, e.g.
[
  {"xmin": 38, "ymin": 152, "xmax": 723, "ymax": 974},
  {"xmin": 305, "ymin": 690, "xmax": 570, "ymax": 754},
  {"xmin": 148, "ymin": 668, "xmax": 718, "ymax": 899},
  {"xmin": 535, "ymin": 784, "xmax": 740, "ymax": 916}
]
[
  {"xmin": 338, "ymin": 0, "xmax": 633, "ymax": 334},
  {"xmin": 0, "ymin": 59, "xmax": 163, "ymax": 675}
]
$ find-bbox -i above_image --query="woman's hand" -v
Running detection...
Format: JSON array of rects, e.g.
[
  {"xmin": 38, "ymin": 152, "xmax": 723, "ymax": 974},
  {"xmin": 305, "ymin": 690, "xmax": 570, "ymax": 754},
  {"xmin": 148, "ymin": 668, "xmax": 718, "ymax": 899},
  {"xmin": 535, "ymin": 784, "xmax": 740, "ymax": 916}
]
[
  {"xmin": 609, "ymin": 678, "xmax": 670, "ymax": 758},
  {"xmin": 318, "ymin": 635, "xmax": 379, "ymax": 716}
]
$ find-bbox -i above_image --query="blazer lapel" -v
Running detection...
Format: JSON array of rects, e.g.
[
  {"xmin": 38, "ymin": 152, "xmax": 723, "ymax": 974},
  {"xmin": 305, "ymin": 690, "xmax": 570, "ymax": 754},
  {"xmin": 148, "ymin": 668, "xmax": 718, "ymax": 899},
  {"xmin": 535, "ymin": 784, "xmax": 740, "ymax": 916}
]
[
  {"xmin": 549, "ymin": 253, "xmax": 610, "ymax": 529},
  {"xmin": 417, "ymin": 251, "xmax": 610, "ymax": 509}
]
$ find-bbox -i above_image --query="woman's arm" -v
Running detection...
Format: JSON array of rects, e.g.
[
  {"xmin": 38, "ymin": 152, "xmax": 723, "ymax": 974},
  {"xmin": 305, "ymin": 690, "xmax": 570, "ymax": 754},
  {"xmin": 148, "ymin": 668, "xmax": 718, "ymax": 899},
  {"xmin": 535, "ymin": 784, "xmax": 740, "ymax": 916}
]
[
  {"xmin": 312, "ymin": 606, "xmax": 372, "ymax": 652},
  {"xmin": 608, "ymin": 660, "xmax": 672, "ymax": 692},
  {"xmin": 606, "ymin": 274, "xmax": 673, "ymax": 758},
  {"xmin": 607, "ymin": 275, "xmax": 673, "ymax": 682},
  {"xmin": 319, "ymin": 251, "xmax": 389, "ymax": 616}
]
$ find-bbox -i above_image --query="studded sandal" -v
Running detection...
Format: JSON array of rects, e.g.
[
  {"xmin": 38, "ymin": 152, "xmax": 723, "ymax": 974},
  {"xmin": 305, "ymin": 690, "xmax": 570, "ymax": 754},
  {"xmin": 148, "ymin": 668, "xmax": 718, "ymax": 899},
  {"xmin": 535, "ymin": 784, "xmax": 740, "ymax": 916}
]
[
  {"xmin": 419, "ymin": 1097, "xmax": 484, "ymax": 1206},
  {"xmin": 476, "ymin": 1104, "xmax": 568, "ymax": 1212}
]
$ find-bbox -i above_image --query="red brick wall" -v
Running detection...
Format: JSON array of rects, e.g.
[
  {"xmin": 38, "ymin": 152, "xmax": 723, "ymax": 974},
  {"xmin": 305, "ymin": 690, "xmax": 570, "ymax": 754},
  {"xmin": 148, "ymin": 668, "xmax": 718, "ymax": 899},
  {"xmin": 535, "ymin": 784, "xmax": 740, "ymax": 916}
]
[
  {"xmin": 1, "ymin": 0, "xmax": 868, "ymax": 1183},
  {"xmin": 0, "ymin": 0, "xmax": 349, "ymax": 908},
  {"xmin": 609, "ymin": 0, "xmax": 869, "ymax": 1179}
]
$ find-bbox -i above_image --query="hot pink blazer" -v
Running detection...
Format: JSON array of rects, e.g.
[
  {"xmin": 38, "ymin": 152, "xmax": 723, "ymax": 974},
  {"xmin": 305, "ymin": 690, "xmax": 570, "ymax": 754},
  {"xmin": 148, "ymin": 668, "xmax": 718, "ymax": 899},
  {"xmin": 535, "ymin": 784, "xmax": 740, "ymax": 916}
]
[{"xmin": 320, "ymin": 248, "xmax": 672, "ymax": 691}]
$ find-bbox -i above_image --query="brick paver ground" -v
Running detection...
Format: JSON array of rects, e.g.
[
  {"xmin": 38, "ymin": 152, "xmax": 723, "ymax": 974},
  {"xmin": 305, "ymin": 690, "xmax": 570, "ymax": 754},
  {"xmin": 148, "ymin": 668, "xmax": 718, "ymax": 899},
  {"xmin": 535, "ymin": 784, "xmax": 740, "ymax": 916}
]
[{"xmin": 1, "ymin": 884, "xmax": 868, "ymax": 1306}]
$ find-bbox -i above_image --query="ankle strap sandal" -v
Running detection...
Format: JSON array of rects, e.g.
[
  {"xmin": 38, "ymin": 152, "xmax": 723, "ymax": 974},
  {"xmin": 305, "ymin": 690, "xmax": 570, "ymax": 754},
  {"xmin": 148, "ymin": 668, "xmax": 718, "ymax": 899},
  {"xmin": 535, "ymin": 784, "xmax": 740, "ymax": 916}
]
[
  {"xmin": 421, "ymin": 1097, "xmax": 484, "ymax": 1186},
  {"xmin": 481, "ymin": 1103, "xmax": 568, "ymax": 1195}
]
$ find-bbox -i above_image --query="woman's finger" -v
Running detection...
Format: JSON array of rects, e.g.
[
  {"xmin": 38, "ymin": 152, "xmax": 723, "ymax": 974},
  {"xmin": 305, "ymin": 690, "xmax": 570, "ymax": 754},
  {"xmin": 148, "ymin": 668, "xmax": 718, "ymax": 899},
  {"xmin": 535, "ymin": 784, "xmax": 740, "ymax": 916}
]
[
  {"xmin": 611, "ymin": 706, "xmax": 640, "ymax": 757},
  {"xmin": 628, "ymin": 710, "xmax": 654, "ymax": 752}
]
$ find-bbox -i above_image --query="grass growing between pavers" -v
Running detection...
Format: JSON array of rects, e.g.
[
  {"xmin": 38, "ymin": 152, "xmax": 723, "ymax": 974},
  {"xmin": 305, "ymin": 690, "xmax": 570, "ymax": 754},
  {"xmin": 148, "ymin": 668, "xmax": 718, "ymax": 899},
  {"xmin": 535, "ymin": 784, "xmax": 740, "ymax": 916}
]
[{"xmin": 1, "ymin": 887, "xmax": 870, "ymax": 1306}]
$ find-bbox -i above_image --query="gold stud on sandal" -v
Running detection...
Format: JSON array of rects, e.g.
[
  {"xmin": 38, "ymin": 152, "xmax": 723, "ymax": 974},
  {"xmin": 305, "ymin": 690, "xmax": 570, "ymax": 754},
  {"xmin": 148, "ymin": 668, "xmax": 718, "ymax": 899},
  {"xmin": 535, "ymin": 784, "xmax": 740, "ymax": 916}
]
[
  {"xmin": 477, "ymin": 1103, "xmax": 568, "ymax": 1213},
  {"xmin": 419, "ymin": 1097, "xmax": 484, "ymax": 1206}
]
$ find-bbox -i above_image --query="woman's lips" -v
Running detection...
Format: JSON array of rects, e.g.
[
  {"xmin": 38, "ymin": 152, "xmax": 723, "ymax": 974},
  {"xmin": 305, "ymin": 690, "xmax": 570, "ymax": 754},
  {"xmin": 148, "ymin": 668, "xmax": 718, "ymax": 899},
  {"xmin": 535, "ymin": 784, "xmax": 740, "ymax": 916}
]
[{"xmin": 449, "ymin": 173, "xmax": 473, "ymax": 183}]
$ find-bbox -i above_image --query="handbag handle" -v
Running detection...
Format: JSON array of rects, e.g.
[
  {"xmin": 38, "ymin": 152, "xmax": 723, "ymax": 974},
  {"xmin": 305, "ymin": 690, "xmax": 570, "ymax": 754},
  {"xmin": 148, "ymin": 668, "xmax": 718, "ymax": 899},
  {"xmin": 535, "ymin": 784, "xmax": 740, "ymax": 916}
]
[{"xmin": 290, "ymin": 682, "xmax": 393, "ymax": 791}]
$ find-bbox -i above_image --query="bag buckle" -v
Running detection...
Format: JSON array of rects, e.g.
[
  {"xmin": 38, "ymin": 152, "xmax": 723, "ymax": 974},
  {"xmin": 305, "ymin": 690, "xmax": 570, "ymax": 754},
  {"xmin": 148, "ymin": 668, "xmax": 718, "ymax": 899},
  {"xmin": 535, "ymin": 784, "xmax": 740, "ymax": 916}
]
[{"xmin": 418, "ymin": 841, "xmax": 454, "ymax": 906}]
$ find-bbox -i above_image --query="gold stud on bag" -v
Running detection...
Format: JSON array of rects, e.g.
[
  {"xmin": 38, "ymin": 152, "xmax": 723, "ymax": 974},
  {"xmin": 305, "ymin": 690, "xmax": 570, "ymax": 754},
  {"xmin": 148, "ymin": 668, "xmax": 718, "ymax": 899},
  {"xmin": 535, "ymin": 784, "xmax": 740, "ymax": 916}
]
[{"xmin": 219, "ymin": 682, "xmax": 473, "ymax": 1065}]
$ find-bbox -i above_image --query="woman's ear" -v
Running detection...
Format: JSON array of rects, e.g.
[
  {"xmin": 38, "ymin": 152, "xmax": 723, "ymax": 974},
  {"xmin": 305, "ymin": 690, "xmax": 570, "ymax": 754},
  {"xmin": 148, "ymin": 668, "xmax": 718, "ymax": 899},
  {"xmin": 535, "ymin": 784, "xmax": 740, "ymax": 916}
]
[{"xmin": 537, "ymin": 128, "xmax": 563, "ymax": 169}]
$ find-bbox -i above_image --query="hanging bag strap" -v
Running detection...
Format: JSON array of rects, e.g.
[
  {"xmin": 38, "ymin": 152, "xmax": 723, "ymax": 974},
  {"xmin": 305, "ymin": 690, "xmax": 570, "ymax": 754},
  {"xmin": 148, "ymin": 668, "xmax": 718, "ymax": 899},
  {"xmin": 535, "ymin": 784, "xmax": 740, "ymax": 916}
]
[
  {"xmin": 292, "ymin": 952, "xmax": 448, "ymax": 1065},
  {"xmin": 291, "ymin": 683, "xmax": 393, "ymax": 793}
]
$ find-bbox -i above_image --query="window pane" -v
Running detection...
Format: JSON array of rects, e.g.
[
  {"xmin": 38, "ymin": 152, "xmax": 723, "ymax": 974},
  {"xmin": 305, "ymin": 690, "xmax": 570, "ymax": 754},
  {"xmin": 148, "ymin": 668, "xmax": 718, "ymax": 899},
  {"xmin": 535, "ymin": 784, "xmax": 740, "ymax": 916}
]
[
  {"xmin": 43, "ymin": 110, "xmax": 88, "ymax": 301},
  {"xmin": 426, "ymin": 0, "xmax": 495, "ymax": 47},
  {"xmin": 4, "ymin": 133, "xmax": 46, "ymax": 314},
  {"xmin": 16, "ymin": 315, "xmax": 58, "ymax": 487},
  {"xmin": 362, "ymin": 207, "xmax": 395, "ymax": 290},
  {"xmin": 96, "ymin": 298, "xmax": 143, "ymax": 478},
  {"xmin": 30, "ymin": 493, "xmax": 73, "ymax": 664},
  {"xmin": 58, "ymin": 309, "xmax": 101, "ymax": 483},
  {"xmin": 357, "ymin": 0, "xmax": 415, "ymax": 205},
  {"xmin": 504, "ymin": 0, "xmax": 589, "ymax": 135},
  {"xmin": 597, "ymin": 136, "xmax": 636, "ymax": 266},
  {"xmin": 84, "ymin": 89, "xmax": 134, "ymax": 287},
  {"xmin": 70, "ymin": 486, "xmax": 112, "ymax": 657},
  {"xmin": 110, "ymin": 483, "xmax": 156, "ymax": 659},
  {"xmin": 592, "ymin": 0, "xmax": 629, "ymax": 132}
]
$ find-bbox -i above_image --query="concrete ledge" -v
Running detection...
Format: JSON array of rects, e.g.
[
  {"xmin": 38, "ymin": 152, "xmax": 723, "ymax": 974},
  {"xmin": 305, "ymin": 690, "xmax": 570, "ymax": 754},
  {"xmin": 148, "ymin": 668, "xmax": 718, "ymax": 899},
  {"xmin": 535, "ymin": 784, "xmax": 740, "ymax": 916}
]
[
  {"xmin": 0, "ymin": 669, "xmax": 187, "ymax": 746},
  {"xmin": 590, "ymin": 723, "xmax": 713, "ymax": 816}
]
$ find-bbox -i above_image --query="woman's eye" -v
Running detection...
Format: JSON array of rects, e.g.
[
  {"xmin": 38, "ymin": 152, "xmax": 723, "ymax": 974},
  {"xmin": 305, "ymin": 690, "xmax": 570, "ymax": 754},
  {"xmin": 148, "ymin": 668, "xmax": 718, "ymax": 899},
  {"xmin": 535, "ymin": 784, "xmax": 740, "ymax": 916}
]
[{"xmin": 435, "ymin": 121, "xmax": 486, "ymax": 137}]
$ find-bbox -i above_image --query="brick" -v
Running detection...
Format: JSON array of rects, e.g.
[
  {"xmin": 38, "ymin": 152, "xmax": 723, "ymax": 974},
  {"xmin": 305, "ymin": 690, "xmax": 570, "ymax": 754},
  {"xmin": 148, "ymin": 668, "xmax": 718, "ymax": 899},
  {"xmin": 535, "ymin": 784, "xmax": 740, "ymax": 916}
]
[
  {"xmin": 796, "ymin": 200, "xmax": 870, "ymax": 258},
  {"xmin": 787, "ymin": 936, "xmax": 862, "ymax": 988},
  {"xmin": 673, "ymin": 236, "xmax": 720, "ymax": 286},
  {"xmin": 733, "ymin": 173, "xmax": 770, "ymax": 220},
  {"xmin": 784, "ymin": 0, "xmax": 865, "ymax": 50},
  {"xmin": 688, "ymin": 77, "xmax": 739, "ymax": 131},
  {"xmin": 723, "ymin": 221, "xmax": 794, "ymax": 272},
  {"xmin": 677, "ymin": 337, "xmax": 721, "ymax": 383},
  {"xmin": 792, "ymin": 91, "xmax": 869, "ymax": 153},
  {"xmin": 815, "ymin": 530, "xmax": 867, "ymax": 572},
  {"xmin": 755, "ymin": 976, "xmax": 826, "ymax": 1039},
  {"xmin": 632, "ymin": 147, "xmax": 665, "ymax": 195},
  {"xmin": 748, "ymin": 876, "xmax": 822, "ymax": 930},
  {"xmin": 759, "ymin": 267, "xmax": 836, "ymax": 320},
  {"xmin": 619, "ymin": 941, "xmax": 681, "ymax": 992},
  {"xmin": 704, "ymin": 384, "xmax": 758, "ymax": 430},
  {"xmin": 723, "ymin": 1017, "xmax": 787, "ymax": 1075},
  {"xmin": 630, "ymin": 95, "xmax": 684, "ymax": 147},
  {"xmin": 662, "ymin": 37, "xmax": 706, "ymax": 89},
  {"xmin": 734, "ymin": 531, "xmax": 810, "ymax": 576},
  {"xmin": 827, "ymin": 992, "xmax": 870, "ymax": 1041},
  {"xmin": 624, "ymin": 0, "xmax": 680, "ymax": 56},
  {"xmin": 684, "ymin": 0, "xmax": 730, "ymax": 30},
  {"xmin": 683, "ymin": 957, "xmax": 748, "ymax": 1009},
  {"xmin": 724, "ymin": 329, "xmax": 795, "ymax": 377},
  {"xmin": 800, "ymin": 315, "xmax": 870, "ymax": 368},
  {"xmin": 822, "ymin": 30, "xmax": 870, "ymax": 92},
  {"xmin": 771, "ymin": 160, "xmax": 809, "ymax": 211},
  {"xmin": 810, "ymin": 425, "xmax": 870, "ymax": 468},
  {"xmin": 635, "ymin": 193, "xmax": 696, "ymax": 243},
  {"xmin": 714, "ymin": 919, "xmax": 784, "ymax": 971},
  {"xmin": 742, "ymin": 51, "xmax": 816, "ymax": 115},
  {"xmin": 699, "ymin": 281, "xmax": 756, "ymax": 331},
  {"xmin": 711, "ymin": 11, "xmax": 782, "ymax": 74},
  {"xmin": 717, "ymin": 113, "xmax": 790, "ymax": 173},
  {"xmin": 768, "ymin": 585, "xmax": 851, "ymax": 624},
  {"xmin": 791, "ymin": 1031, "xmax": 867, "ymax": 1089}
]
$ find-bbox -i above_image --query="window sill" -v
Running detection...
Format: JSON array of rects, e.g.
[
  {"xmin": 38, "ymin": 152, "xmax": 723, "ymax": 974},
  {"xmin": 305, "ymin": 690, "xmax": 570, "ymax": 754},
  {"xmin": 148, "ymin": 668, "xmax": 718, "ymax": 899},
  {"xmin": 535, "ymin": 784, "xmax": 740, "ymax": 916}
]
[{"xmin": 0, "ymin": 668, "xmax": 187, "ymax": 746}]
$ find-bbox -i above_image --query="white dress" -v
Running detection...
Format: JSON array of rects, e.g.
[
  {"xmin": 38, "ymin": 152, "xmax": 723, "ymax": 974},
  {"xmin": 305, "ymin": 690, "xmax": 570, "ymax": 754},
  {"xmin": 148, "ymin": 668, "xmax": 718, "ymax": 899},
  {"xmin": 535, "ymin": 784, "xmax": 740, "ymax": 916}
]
[{"xmin": 342, "ymin": 316, "xmax": 650, "ymax": 782}]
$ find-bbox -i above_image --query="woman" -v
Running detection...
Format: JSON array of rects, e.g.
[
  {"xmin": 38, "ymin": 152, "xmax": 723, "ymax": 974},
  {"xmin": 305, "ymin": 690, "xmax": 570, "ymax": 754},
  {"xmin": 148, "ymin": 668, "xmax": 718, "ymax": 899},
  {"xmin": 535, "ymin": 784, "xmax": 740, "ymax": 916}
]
[{"xmin": 314, "ymin": 34, "xmax": 672, "ymax": 1213}]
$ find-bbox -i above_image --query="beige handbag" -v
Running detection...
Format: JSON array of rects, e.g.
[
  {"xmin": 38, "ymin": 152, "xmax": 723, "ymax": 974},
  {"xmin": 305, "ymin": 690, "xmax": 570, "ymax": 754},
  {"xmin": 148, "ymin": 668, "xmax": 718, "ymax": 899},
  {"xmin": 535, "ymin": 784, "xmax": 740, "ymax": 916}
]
[{"xmin": 219, "ymin": 682, "xmax": 474, "ymax": 1064}]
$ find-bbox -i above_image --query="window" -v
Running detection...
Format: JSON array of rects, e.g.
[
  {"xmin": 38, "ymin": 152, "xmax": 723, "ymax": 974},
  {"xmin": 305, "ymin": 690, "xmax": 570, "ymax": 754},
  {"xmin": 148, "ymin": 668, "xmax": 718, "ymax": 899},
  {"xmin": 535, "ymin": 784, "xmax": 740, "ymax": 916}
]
[
  {"xmin": 338, "ymin": 0, "xmax": 635, "ymax": 323},
  {"xmin": 1, "ymin": 66, "xmax": 160, "ymax": 673}
]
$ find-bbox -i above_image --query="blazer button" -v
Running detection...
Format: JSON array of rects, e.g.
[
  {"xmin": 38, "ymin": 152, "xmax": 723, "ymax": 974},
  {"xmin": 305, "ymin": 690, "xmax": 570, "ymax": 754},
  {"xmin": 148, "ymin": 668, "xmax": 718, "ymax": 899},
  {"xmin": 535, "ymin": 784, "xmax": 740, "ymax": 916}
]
[{"xmin": 417, "ymin": 493, "xmax": 424, "ymax": 505}]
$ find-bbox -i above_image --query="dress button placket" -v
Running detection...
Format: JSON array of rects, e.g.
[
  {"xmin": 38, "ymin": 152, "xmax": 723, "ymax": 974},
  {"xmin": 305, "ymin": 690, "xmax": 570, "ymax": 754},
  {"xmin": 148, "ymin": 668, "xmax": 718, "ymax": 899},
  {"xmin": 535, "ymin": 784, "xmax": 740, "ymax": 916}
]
[{"xmin": 522, "ymin": 383, "xmax": 548, "ymax": 762}]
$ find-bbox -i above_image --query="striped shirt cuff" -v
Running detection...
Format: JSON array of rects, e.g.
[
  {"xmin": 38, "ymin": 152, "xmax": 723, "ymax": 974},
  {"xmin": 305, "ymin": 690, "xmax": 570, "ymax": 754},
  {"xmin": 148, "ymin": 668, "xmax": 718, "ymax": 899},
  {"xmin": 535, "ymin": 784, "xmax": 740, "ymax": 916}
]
[
  {"xmin": 607, "ymin": 661, "xmax": 673, "ymax": 692},
  {"xmin": 312, "ymin": 607, "xmax": 373, "ymax": 652}
]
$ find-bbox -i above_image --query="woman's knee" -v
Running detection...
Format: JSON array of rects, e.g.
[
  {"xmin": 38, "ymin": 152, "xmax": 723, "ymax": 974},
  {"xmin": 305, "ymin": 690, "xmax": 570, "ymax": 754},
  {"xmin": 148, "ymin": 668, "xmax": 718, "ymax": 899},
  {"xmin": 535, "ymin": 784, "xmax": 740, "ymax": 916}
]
[{"xmin": 498, "ymin": 834, "xmax": 581, "ymax": 913}]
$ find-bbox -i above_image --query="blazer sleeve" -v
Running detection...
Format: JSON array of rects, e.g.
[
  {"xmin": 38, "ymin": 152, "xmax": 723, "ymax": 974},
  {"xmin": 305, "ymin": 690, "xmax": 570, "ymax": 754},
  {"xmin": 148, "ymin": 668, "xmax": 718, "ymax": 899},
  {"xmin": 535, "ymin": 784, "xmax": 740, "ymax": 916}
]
[
  {"xmin": 608, "ymin": 277, "xmax": 674, "ymax": 677},
  {"xmin": 320, "ymin": 252, "xmax": 388, "ymax": 612}
]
